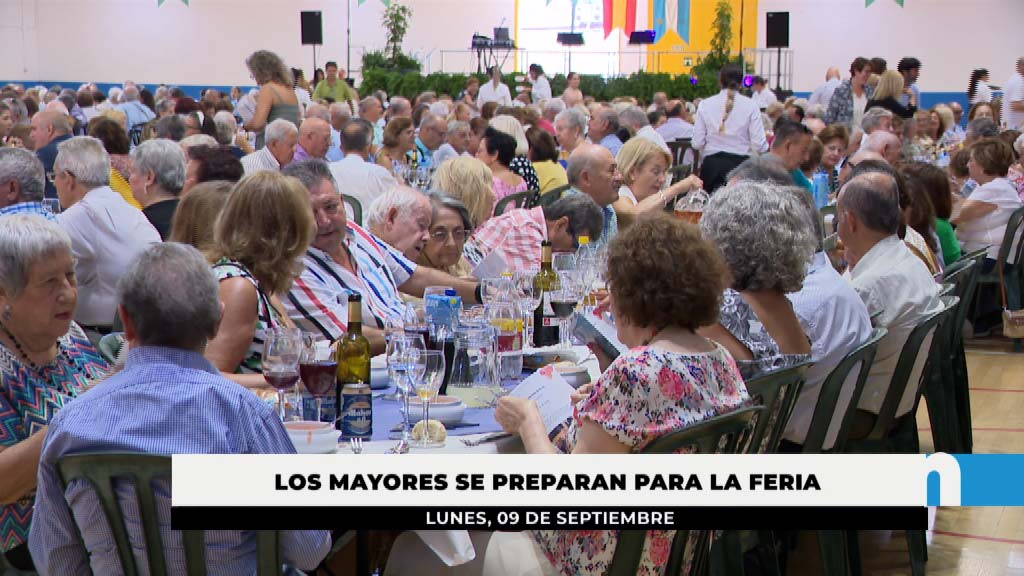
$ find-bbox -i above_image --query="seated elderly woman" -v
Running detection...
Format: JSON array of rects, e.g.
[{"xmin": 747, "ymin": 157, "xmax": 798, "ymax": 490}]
[
  {"xmin": 477, "ymin": 127, "xmax": 527, "ymax": 210},
  {"xmin": 417, "ymin": 192, "xmax": 474, "ymax": 276},
  {"xmin": 952, "ymin": 138, "xmax": 1023, "ymax": 333},
  {"xmin": 431, "ymin": 156, "xmax": 496, "ymax": 228},
  {"xmin": 128, "ymin": 139, "xmax": 186, "ymax": 240},
  {"xmin": 389, "ymin": 214, "xmax": 748, "ymax": 576},
  {"xmin": 88, "ymin": 117, "xmax": 141, "ymax": 209},
  {"xmin": 815, "ymin": 124, "xmax": 849, "ymax": 197},
  {"xmin": 204, "ymin": 172, "xmax": 314, "ymax": 387},
  {"xmin": 0, "ymin": 215, "xmax": 108, "ymax": 571},
  {"xmin": 612, "ymin": 137, "xmax": 703, "ymax": 228},
  {"xmin": 168, "ymin": 180, "xmax": 233, "ymax": 253},
  {"xmin": 375, "ymin": 117, "xmax": 415, "ymax": 173},
  {"xmin": 489, "ymin": 115, "xmax": 540, "ymax": 191},
  {"xmin": 699, "ymin": 181, "xmax": 814, "ymax": 379},
  {"xmin": 526, "ymin": 126, "xmax": 568, "ymax": 195}
]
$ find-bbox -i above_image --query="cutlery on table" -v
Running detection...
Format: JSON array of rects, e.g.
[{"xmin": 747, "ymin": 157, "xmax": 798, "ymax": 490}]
[{"xmin": 349, "ymin": 437, "xmax": 363, "ymax": 454}]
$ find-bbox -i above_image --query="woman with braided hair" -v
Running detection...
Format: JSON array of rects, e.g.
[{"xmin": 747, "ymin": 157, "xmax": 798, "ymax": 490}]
[{"xmin": 692, "ymin": 65, "xmax": 769, "ymax": 192}]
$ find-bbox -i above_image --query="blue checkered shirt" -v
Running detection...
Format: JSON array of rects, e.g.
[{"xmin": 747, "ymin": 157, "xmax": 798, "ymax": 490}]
[
  {"xmin": 28, "ymin": 346, "xmax": 331, "ymax": 575},
  {"xmin": 0, "ymin": 201, "xmax": 58, "ymax": 222}
]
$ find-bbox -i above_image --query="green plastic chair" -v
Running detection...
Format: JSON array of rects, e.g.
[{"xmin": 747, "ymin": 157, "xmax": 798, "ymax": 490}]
[
  {"xmin": 97, "ymin": 333, "xmax": 125, "ymax": 365},
  {"xmin": 343, "ymin": 194, "xmax": 363, "ymax": 226},
  {"xmin": 946, "ymin": 257, "xmax": 982, "ymax": 453},
  {"xmin": 538, "ymin": 184, "xmax": 571, "ymax": 208},
  {"xmin": 608, "ymin": 406, "xmax": 763, "ymax": 576},
  {"xmin": 938, "ymin": 283, "xmax": 954, "ymax": 297},
  {"xmin": 971, "ymin": 206, "xmax": 1024, "ymax": 352},
  {"xmin": 56, "ymin": 453, "xmax": 282, "ymax": 576},
  {"xmin": 743, "ymin": 363, "xmax": 811, "ymax": 454},
  {"xmin": 802, "ymin": 328, "xmax": 888, "ymax": 455},
  {"xmin": 494, "ymin": 190, "xmax": 537, "ymax": 215}
]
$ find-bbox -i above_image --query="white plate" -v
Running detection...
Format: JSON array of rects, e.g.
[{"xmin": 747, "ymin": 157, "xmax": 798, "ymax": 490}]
[
  {"xmin": 407, "ymin": 397, "xmax": 466, "ymax": 426},
  {"xmin": 288, "ymin": 427, "xmax": 340, "ymax": 454}
]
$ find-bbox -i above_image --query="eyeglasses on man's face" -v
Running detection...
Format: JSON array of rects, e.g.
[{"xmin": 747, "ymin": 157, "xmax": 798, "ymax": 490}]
[{"xmin": 46, "ymin": 169, "xmax": 75, "ymax": 184}]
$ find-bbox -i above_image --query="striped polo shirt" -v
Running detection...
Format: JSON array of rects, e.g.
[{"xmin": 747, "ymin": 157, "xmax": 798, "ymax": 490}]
[{"xmin": 285, "ymin": 221, "xmax": 416, "ymax": 341}]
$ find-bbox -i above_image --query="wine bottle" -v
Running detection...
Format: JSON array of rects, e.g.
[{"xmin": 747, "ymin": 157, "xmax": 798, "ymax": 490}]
[
  {"xmin": 532, "ymin": 241, "xmax": 561, "ymax": 347},
  {"xmin": 335, "ymin": 294, "xmax": 371, "ymax": 430}
]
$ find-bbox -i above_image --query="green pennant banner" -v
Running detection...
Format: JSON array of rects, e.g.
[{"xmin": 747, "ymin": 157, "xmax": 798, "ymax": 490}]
[
  {"xmin": 157, "ymin": 0, "xmax": 189, "ymax": 5},
  {"xmin": 866, "ymin": 0, "xmax": 904, "ymax": 6},
  {"xmin": 358, "ymin": 0, "xmax": 391, "ymax": 5}
]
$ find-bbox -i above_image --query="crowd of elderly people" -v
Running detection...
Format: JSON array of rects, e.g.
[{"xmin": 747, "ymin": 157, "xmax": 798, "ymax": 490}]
[{"xmin": 0, "ymin": 48, "xmax": 1022, "ymax": 574}]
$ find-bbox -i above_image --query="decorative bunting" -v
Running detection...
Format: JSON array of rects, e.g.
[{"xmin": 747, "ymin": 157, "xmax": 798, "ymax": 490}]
[
  {"xmin": 653, "ymin": 0, "xmax": 689, "ymax": 43},
  {"xmin": 866, "ymin": 0, "xmax": 904, "ymax": 6},
  {"xmin": 357, "ymin": 0, "xmax": 391, "ymax": 5},
  {"xmin": 157, "ymin": 0, "xmax": 189, "ymax": 5}
]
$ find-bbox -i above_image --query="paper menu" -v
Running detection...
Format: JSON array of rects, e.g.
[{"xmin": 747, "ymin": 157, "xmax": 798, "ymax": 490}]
[
  {"xmin": 508, "ymin": 366, "xmax": 575, "ymax": 434},
  {"xmin": 471, "ymin": 249, "xmax": 509, "ymax": 280}
]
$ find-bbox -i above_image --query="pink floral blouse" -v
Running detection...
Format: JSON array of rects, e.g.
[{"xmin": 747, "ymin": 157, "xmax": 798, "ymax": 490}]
[{"xmin": 531, "ymin": 343, "xmax": 749, "ymax": 576}]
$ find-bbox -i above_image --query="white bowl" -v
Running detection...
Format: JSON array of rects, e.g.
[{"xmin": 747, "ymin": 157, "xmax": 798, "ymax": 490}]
[
  {"xmin": 285, "ymin": 421, "xmax": 340, "ymax": 454},
  {"xmin": 407, "ymin": 395, "xmax": 466, "ymax": 426}
]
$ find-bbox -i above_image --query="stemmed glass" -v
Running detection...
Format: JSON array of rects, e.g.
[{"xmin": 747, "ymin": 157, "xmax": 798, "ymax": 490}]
[
  {"xmin": 299, "ymin": 334, "xmax": 336, "ymax": 422},
  {"xmin": 550, "ymin": 273, "xmax": 582, "ymax": 350},
  {"xmin": 514, "ymin": 269, "xmax": 541, "ymax": 345},
  {"xmin": 413, "ymin": 350, "xmax": 447, "ymax": 448},
  {"xmin": 480, "ymin": 276, "xmax": 509, "ymax": 306},
  {"xmin": 387, "ymin": 333, "xmax": 426, "ymax": 440},
  {"xmin": 42, "ymin": 198, "xmax": 61, "ymax": 214},
  {"xmin": 262, "ymin": 327, "xmax": 302, "ymax": 421}
]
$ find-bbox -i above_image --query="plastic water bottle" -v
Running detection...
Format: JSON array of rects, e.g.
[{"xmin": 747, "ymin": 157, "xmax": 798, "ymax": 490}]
[
  {"xmin": 812, "ymin": 173, "xmax": 830, "ymax": 209},
  {"xmin": 486, "ymin": 274, "xmax": 523, "ymax": 381}
]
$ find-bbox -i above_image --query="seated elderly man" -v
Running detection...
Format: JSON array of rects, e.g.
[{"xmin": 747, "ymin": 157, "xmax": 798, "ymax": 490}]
[
  {"xmin": 327, "ymin": 102, "xmax": 351, "ymax": 162},
  {"xmin": 329, "ymin": 119, "xmax": 397, "ymax": 218},
  {"xmin": 657, "ymin": 100, "xmax": 695, "ymax": 141},
  {"xmin": 861, "ymin": 107, "xmax": 894, "ymax": 136},
  {"xmin": 290, "ymin": 117, "xmax": 331, "ymax": 164},
  {"xmin": 32, "ymin": 110, "xmax": 73, "ymax": 199},
  {"xmin": 413, "ymin": 112, "xmax": 447, "ymax": 169},
  {"xmin": 554, "ymin": 107, "xmax": 587, "ymax": 166},
  {"xmin": 586, "ymin": 108, "xmax": 623, "ymax": 157},
  {"xmin": 281, "ymin": 161, "xmax": 480, "ymax": 353},
  {"xmin": 463, "ymin": 193, "xmax": 604, "ymax": 272},
  {"xmin": 55, "ymin": 136, "xmax": 160, "ymax": 339},
  {"xmin": 837, "ymin": 172, "xmax": 942, "ymax": 437},
  {"xmin": 619, "ymin": 105, "xmax": 670, "ymax": 153},
  {"xmin": 433, "ymin": 120, "xmax": 471, "ymax": 167},
  {"xmin": 564, "ymin": 143, "xmax": 623, "ymax": 251},
  {"xmin": 861, "ymin": 130, "xmax": 902, "ymax": 165},
  {"xmin": 838, "ymin": 148, "xmax": 885, "ymax": 186},
  {"xmin": 240, "ymin": 118, "xmax": 298, "ymax": 173},
  {"xmin": 359, "ymin": 96, "xmax": 385, "ymax": 147},
  {"xmin": 765, "ymin": 118, "xmax": 814, "ymax": 192},
  {"xmin": 28, "ymin": 242, "xmax": 331, "ymax": 574},
  {"xmin": 0, "ymin": 148, "xmax": 56, "ymax": 221},
  {"xmin": 153, "ymin": 114, "xmax": 187, "ymax": 142},
  {"xmin": 366, "ymin": 185, "xmax": 433, "ymax": 262},
  {"xmin": 211, "ymin": 111, "xmax": 248, "ymax": 159}
]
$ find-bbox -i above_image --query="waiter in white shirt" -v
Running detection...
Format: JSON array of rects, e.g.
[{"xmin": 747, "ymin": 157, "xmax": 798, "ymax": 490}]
[
  {"xmin": 478, "ymin": 66, "xmax": 512, "ymax": 107},
  {"xmin": 750, "ymin": 76, "xmax": 778, "ymax": 110},
  {"xmin": 1002, "ymin": 57, "xmax": 1024, "ymax": 130},
  {"xmin": 692, "ymin": 66, "xmax": 769, "ymax": 192},
  {"xmin": 528, "ymin": 64, "xmax": 552, "ymax": 103}
]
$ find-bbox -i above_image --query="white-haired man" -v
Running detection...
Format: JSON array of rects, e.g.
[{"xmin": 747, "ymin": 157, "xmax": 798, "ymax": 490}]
[
  {"xmin": 619, "ymin": 105, "xmax": 670, "ymax": 153},
  {"xmin": 54, "ymin": 137, "xmax": 160, "ymax": 338},
  {"xmin": 0, "ymin": 148, "xmax": 56, "ymax": 222},
  {"xmin": 240, "ymin": 119, "xmax": 298, "ymax": 173},
  {"xmin": 116, "ymin": 85, "xmax": 155, "ymax": 134}
]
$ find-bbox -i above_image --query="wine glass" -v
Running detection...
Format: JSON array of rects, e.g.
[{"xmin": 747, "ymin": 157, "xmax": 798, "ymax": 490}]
[
  {"xmin": 551, "ymin": 273, "xmax": 581, "ymax": 350},
  {"xmin": 262, "ymin": 327, "xmax": 302, "ymax": 421},
  {"xmin": 42, "ymin": 198, "xmax": 61, "ymax": 214},
  {"xmin": 480, "ymin": 276, "xmax": 509, "ymax": 306},
  {"xmin": 413, "ymin": 350, "xmax": 446, "ymax": 448},
  {"xmin": 514, "ymin": 269, "xmax": 541, "ymax": 345},
  {"xmin": 387, "ymin": 333, "xmax": 426, "ymax": 439},
  {"xmin": 299, "ymin": 334, "xmax": 336, "ymax": 422}
]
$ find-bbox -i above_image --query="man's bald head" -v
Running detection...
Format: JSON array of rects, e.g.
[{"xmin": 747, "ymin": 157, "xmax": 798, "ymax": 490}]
[
  {"xmin": 862, "ymin": 131, "xmax": 901, "ymax": 165},
  {"xmin": 31, "ymin": 110, "xmax": 70, "ymax": 149},
  {"xmin": 298, "ymin": 117, "xmax": 331, "ymax": 159},
  {"xmin": 566, "ymin": 143, "xmax": 621, "ymax": 206},
  {"xmin": 838, "ymin": 171, "xmax": 901, "ymax": 236},
  {"xmin": 826, "ymin": 67, "xmax": 840, "ymax": 81},
  {"xmin": 839, "ymin": 149, "xmax": 885, "ymax": 186},
  {"xmin": 328, "ymin": 102, "xmax": 351, "ymax": 130},
  {"xmin": 305, "ymin": 103, "xmax": 330, "ymax": 122}
]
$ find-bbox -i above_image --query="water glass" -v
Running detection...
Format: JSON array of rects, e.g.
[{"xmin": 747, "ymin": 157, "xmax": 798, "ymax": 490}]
[
  {"xmin": 413, "ymin": 350, "xmax": 446, "ymax": 448},
  {"xmin": 42, "ymin": 198, "xmax": 61, "ymax": 214},
  {"xmin": 387, "ymin": 333, "xmax": 425, "ymax": 440},
  {"xmin": 262, "ymin": 327, "xmax": 302, "ymax": 421}
]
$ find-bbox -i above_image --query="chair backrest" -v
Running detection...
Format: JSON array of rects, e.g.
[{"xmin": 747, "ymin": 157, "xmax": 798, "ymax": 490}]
[
  {"xmin": 609, "ymin": 406, "xmax": 763, "ymax": 576},
  {"xmin": 819, "ymin": 204, "xmax": 837, "ymax": 236},
  {"xmin": 668, "ymin": 163, "xmax": 692, "ymax": 185},
  {"xmin": 744, "ymin": 363, "xmax": 810, "ymax": 453},
  {"xmin": 57, "ymin": 453, "xmax": 280, "ymax": 576},
  {"xmin": 802, "ymin": 328, "xmax": 887, "ymax": 453},
  {"xmin": 866, "ymin": 295, "xmax": 959, "ymax": 442},
  {"xmin": 996, "ymin": 206, "xmax": 1024, "ymax": 268},
  {"xmin": 538, "ymin": 184, "xmax": 571, "ymax": 208},
  {"xmin": 494, "ymin": 190, "xmax": 534, "ymax": 215},
  {"xmin": 941, "ymin": 258, "xmax": 977, "ymax": 342},
  {"xmin": 129, "ymin": 125, "xmax": 144, "ymax": 148},
  {"xmin": 97, "ymin": 333, "xmax": 125, "ymax": 364},
  {"xmin": 343, "ymin": 194, "xmax": 363, "ymax": 226},
  {"xmin": 939, "ymin": 282, "xmax": 955, "ymax": 297},
  {"xmin": 667, "ymin": 138, "xmax": 690, "ymax": 167}
]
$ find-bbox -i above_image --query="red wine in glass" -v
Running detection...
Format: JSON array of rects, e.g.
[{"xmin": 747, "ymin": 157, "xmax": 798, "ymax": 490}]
[
  {"xmin": 405, "ymin": 325, "xmax": 434, "ymax": 350},
  {"xmin": 265, "ymin": 370, "xmax": 299, "ymax": 392},
  {"xmin": 551, "ymin": 299, "xmax": 577, "ymax": 319},
  {"xmin": 301, "ymin": 361, "xmax": 338, "ymax": 397}
]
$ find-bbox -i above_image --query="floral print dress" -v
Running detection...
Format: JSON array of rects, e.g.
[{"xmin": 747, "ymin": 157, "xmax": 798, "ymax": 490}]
[{"xmin": 531, "ymin": 343, "xmax": 749, "ymax": 576}]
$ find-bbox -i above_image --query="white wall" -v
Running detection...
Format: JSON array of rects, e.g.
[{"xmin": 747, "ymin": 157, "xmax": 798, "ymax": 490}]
[
  {"xmin": 757, "ymin": 0, "xmax": 1024, "ymax": 93},
  {"xmin": 0, "ymin": 0, "xmax": 514, "ymax": 85}
]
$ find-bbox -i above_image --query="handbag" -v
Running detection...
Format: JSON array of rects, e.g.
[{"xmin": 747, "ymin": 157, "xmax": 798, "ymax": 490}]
[{"xmin": 999, "ymin": 261, "xmax": 1024, "ymax": 338}]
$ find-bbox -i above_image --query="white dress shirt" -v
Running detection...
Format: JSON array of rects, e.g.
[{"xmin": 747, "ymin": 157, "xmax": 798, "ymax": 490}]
[
  {"xmin": 432, "ymin": 143, "xmax": 465, "ymax": 168},
  {"xmin": 636, "ymin": 125, "xmax": 670, "ymax": 154},
  {"xmin": 656, "ymin": 117, "xmax": 694, "ymax": 141},
  {"xmin": 329, "ymin": 155, "xmax": 398, "ymax": 220},
  {"xmin": 970, "ymin": 81, "xmax": 992, "ymax": 104},
  {"xmin": 58, "ymin": 186, "xmax": 161, "ymax": 327},
  {"xmin": 478, "ymin": 81, "xmax": 512, "ymax": 107},
  {"xmin": 751, "ymin": 87, "xmax": 778, "ymax": 109},
  {"xmin": 844, "ymin": 235, "xmax": 942, "ymax": 417},
  {"xmin": 786, "ymin": 252, "xmax": 873, "ymax": 448},
  {"xmin": 956, "ymin": 178, "xmax": 1023, "ymax": 262},
  {"xmin": 530, "ymin": 75, "xmax": 552, "ymax": 103},
  {"xmin": 808, "ymin": 78, "xmax": 841, "ymax": 110},
  {"xmin": 1002, "ymin": 72, "xmax": 1024, "ymax": 130},
  {"xmin": 241, "ymin": 147, "xmax": 280, "ymax": 174},
  {"xmin": 692, "ymin": 89, "xmax": 768, "ymax": 157}
]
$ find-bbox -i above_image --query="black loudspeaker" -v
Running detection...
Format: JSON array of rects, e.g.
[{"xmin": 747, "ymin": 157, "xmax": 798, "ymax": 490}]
[
  {"xmin": 765, "ymin": 12, "xmax": 789, "ymax": 48},
  {"xmin": 301, "ymin": 11, "xmax": 323, "ymax": 46}
]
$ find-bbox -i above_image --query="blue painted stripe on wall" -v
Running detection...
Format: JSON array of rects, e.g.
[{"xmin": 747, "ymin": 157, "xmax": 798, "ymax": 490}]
[
  {"xmin": 0, "ymin": 81, "xmax": 256, "ymax": 101},
  {"xmin": 794, "ymin": 91, "xmax": 972, "ymax": 121}
]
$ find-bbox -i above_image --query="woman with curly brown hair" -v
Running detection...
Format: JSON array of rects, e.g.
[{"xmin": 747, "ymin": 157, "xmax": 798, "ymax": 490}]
[
  {"xmin": 464, "ymin": 213, "xmax": 750, "ymax": 576},
  {"xmin": 204, "ymin": 171, "xmax": 314, "ymax": 388},
  {"xmin": 242, "ymin": 50, "xmax": 300, "ymax": 150}
]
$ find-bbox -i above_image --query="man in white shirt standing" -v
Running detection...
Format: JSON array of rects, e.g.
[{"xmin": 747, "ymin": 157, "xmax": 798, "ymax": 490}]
[
  {"xmin": 808, "ymin": 67, "xmax": 842, "ymax": 111},
  {"xmin": 53, "ymin": 137, "xmax": 160, "ymax": 339},
  {"xmin": 528, "ymin": 64, "xmax": 552, "ymax": 104},
  {"xmin": 477, "ymin": 66, "xmax": 512, "ymax": 107},
  {"xmin": 750, "ymin": 76, "xmax": 778, "ymax": 110},
  {"xmin": 1001, "ymin": 57, "xmax": 1024, "ymax": 130},
  {"xmin": 329, "ymin": 119, "xmax": 397, "ymax": 219},
  {"xmin": 692, "ymin": 66, "xmax": 769, "ymax": 192},
  {"xmin": 837, "ymin": 172, "xmax": 942, "ymax": 439}
]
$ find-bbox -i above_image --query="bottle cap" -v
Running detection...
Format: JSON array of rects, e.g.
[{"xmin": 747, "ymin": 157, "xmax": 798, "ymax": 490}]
[
  {"xmin": 578, "ymin": 235, "xmax": 590, "ymax": 245},
  {"xmin": 444, "ymin": 289, "xmax": 457, "ymax": 296}
]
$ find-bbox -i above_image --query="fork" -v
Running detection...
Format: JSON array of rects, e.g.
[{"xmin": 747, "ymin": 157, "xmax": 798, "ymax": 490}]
[
  {"xmin": 460, "ymin": 432, "xmax": 512, "ymax": 447},
  {"xmin": 349, "ymin": 437, "xmax": 363, "ymax": 454}
]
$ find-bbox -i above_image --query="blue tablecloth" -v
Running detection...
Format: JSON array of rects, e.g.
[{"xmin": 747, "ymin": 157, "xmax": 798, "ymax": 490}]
[{"xmin": 369, "ymin": 391, "xmax": 505, "ymax": 442}]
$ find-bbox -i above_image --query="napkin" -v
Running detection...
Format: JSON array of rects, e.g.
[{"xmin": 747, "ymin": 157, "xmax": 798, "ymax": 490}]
[{"xmin": 413, "ymin": 530, "xmax": 476, "ymax": 566}]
